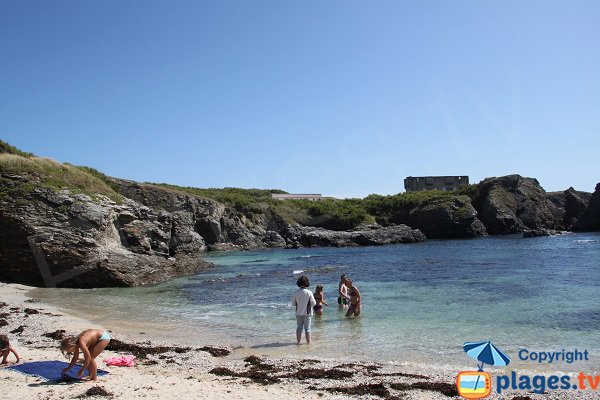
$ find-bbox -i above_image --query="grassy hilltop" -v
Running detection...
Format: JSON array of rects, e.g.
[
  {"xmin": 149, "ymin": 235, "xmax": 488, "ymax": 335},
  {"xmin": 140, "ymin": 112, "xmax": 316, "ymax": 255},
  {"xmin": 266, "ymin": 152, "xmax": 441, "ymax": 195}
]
[{"xmin": 0, "ymin": 139, "xmax": 474, "ymax": 231}]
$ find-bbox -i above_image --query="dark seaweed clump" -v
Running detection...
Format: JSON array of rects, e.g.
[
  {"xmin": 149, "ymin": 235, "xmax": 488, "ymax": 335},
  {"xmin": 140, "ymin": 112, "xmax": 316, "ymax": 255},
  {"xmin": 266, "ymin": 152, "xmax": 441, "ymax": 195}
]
[
  {"xmin": 199, "ymin": 346, "xmax": 231, "ymax": 357},
  {"xmin": 44, "ymin": 329, "xmax": 66, "ymax": 340},
  {"xmin": 209, "ymin": 367, "xmax": 281, "ymax": 385},
  {"xmin": 390, "ymin": 381, "xmax": 458, "ymax": 397},
  {"xmin": 106, "ymin": 339, "xmax": 190, "ymax": 358},
  {"xmin": 10, "ymin": 325, "xmax": 24, "ymax": 335},
  {"xmin": 106, "ymin": 339, "xmax": 230, "ymax": 359},
  {"xmin": 325, "ymin": 383, "xmax": 392, "ymax": 398},
  {"xmin": 76, "ymin": 386, "xmax": 113, "ymax": 398},
  {"xmin": 292, "ymin": 368, "xmax": 354, "ymax": 380}
]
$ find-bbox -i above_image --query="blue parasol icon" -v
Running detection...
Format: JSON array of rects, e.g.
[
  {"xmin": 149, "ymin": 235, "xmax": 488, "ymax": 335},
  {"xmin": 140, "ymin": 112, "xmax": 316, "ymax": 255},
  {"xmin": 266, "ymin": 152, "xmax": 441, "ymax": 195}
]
[
  {"xmin": 463, "ymin": 341, "xmax": 511, "ymax": 371},
  {"xmin": 463, "ymin": 341, "xmax": 511, "ymax": 394}
]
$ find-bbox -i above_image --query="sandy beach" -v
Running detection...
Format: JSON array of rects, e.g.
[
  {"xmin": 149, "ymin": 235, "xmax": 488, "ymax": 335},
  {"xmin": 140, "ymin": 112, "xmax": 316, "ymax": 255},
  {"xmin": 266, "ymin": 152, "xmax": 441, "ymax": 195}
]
[{"xmin": 0, "ymin": 283, "xmax": 595, "ymax": 400}]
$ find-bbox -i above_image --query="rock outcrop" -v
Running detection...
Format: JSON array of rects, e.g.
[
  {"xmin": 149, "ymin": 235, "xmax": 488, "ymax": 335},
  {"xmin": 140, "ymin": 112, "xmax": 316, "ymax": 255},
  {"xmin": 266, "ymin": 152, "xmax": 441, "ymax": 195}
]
[
  {"xmin": 472, "ymin": 175, "xmax": 559, "ymax": 234},
  {"xmin": 572, "ymin": 183, "xmax": 600, "ymax": 232},
  {"xmin": 0, "ymin": 175, "xmax": 426, "ymax": 287},
  {"xmin": 547, "ymin": 188, "xmax": 592, "ymax": 229},
  {"xmin": 407, "ymin": 196, "xmax": 487, "ymax": 239},
  {"xmin": 283, "ymin": 224, "xmax": 426, "ymax": 248},
  {"xmin": 3, "ymin": 160, "xmax": 595, "ymax": 289},
  {"xmin": 0, "ymin": 185, "xmax": 211, "ymax": 288},
  {"xmin": 522, "ymin": 228, "xmax": 562, "ymax": 238}
]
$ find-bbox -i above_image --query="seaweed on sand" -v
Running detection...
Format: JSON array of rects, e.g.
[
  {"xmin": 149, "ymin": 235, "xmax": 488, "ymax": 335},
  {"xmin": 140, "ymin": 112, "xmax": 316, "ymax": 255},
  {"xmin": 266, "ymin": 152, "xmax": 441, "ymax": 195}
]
[
  {"xmin": 324, "ymin": 383, "xmax": 392, "ymax": 398},
  {"xmin": 42, "ymin": 333, "xmax": 229, "ymax": 359},
  {"xmin": 10, "ymin": 325, "xmax": 24, "ymax": 335},
  {"xmin": 43, "ymin": 329, "xmax": 66, "ymax": 340},
  {"xmin": 106, "ymin": 339, "xmax": 230, "ymax": 359},
  {"xmin": 243, "ymin": 356, "xmax": 279, "ymax": 372},
  {"xmin": 209, "ymin": 367, "xmax": 281, "ymax": 385},
  {"xmin": 198, "ymin": 346, "xmax": 231, "ymax": 357},
  {"xmin": 289, "ymin": 368, "xmax": 354, "ymax": 380},
  {"xmin": 106, "ymin": 339, "xmax": 191, "ymax": 358},
  {"xmin": 389, "ymin": 381, "xmax": 458, "ymax": 397},
  {"xmin": 76, "ymin": 386, "xmax": 113, "ymax": 398}
]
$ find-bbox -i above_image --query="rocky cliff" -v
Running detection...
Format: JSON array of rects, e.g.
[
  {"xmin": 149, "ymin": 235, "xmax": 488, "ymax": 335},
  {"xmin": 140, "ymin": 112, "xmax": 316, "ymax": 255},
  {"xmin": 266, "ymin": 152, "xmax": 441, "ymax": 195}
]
[
  {"xmin": 406, "ymin": 196, "xmax": 487, "ymax": 239},
  {"xmin": 572, "ymin": 183, "xmax": 600, "ymax": 232},
  {"xmin": 471, "ymin": 175, "xmax": 559, "ymax": 234},
  {"xmin": 0, "ymin": 182, "xmax": 212, "ymax": 288},
  {"xmin": 0, "ymin": 173, "xmax": 426, "ymax": 288},
  {"xmin": 547, "ymin": 187, "xmax": 592, "ymax": 229},
  {"xmin": 1, "ymin": 143, "xmax": 598, "ymax": 288}
]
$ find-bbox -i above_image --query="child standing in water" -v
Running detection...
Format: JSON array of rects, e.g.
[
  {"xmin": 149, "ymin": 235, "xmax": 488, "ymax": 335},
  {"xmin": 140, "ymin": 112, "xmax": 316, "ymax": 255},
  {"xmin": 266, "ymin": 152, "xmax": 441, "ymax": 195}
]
[
  {"xmin": 313, "ymin": 285, "xmax": 328, "ymax": 316},
  {"xmin": 292, "ymin": 275, "xmax": 316, "ymax": 344},
  {"xmin": 61, "ymin": 329, "xmax": 111, "ymax": 381},
  {"xmin": 0, "ymin": 335, "xmax": 20, "ymax": 364},
  {"xmin": 338, "ymin": 274, "xmax": 349, "ymax": 309}
]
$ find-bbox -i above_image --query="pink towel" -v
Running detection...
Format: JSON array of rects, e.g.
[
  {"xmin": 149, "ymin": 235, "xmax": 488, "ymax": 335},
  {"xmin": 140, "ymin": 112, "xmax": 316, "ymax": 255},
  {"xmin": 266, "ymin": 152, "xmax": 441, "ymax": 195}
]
[{"xmin": 104, "ymin": 355, "xmax": 135, "ymax": 367}]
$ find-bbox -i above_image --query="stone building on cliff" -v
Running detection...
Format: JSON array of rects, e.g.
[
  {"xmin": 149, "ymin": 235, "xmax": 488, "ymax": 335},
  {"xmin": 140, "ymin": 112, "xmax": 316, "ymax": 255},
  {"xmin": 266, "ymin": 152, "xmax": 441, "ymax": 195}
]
[{"xmin": 404, "ymin": 176, "xmax": 469, "ymax": 192}]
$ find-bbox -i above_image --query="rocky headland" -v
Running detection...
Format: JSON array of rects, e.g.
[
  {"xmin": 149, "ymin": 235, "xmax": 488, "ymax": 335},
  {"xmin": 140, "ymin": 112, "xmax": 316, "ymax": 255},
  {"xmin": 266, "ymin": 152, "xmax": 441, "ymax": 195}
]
[{"xmin": 0, "ymin": 142, "xmax": 598, "ymax": 288}]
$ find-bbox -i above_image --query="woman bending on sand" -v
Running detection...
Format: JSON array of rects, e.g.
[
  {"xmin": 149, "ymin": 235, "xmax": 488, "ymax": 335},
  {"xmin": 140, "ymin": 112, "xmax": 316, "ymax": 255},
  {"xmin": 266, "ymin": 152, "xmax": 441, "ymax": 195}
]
[{"xmin": 61, "ymin": 329, "xmax": 111, "ymax": 381}]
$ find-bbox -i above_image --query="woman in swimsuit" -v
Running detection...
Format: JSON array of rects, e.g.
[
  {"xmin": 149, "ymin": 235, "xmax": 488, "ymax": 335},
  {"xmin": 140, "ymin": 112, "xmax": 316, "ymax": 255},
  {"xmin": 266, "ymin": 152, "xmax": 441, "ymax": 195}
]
[
  {"xmin": 313, "ymin": 285, "xmax": 328, "ymax": 316},
  {"xmin": 344, "ymin": 278, "xmax": 361, "ymax": 318},
  {"xmin": 61, "ymin": 329, "xmax": 111, "ymax": 381}
]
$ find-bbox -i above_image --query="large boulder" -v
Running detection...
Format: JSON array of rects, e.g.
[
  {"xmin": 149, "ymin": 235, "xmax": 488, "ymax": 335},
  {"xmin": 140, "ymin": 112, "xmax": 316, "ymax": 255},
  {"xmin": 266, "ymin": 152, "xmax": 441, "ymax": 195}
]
[
  {"xmin": 407, "ymin": 196, "xmax": 487, "ymax": 239},
  {"xmin": 0, "ymin": 185, "xmax": 211, "ymax": 288},
  {"xmin": 572, "ymin": 183, "xmax": 600, "ymax": 232},
  {"xmin": 472, "ymin": 175, "xmax": 558, "ymax": 234}
]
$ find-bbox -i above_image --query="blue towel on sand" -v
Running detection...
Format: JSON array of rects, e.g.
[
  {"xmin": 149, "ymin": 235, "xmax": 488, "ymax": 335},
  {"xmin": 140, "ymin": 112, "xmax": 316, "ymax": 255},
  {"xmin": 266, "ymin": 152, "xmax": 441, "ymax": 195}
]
[{"xmin": 5, "ymin": 361, "xmax": 108, "ymax": 382}]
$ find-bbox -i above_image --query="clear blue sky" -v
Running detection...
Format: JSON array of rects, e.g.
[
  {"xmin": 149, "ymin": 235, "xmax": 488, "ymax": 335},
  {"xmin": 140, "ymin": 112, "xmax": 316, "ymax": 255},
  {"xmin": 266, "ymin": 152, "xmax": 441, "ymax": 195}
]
[{"xmin": 1, "ymin": 1, "xmax": 599, "ymax": 198}]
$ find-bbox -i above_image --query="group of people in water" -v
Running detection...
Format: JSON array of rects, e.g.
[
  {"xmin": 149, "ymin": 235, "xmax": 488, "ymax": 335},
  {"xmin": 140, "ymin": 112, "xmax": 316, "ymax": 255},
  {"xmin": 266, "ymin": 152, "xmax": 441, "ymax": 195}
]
[
  {"xmin": 292, "ymin": 274, "xmax": 361, "ymax": 344},
  {"xmin": 1, "ymin": 329, "xmax": 111, "ymax": 381},
  {"xmin": 1, "ymin": 274, "xmax": 361, "ymax": 379}
]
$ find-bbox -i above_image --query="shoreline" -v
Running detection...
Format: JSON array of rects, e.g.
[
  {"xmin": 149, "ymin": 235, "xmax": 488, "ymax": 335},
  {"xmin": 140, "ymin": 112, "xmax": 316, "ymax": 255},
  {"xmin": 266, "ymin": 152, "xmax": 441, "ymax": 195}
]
[{"xmin": 0, "ymin": 283, "xmax": 593, "ymax": 399}]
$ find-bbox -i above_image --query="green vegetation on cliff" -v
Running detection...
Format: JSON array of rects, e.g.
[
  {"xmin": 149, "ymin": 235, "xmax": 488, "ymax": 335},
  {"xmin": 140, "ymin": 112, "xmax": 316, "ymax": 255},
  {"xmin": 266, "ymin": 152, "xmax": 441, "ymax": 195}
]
[
  {"xmin": 153, "ymin": 184, "xmax": 285, "ymax": 215},
  {"xmin": 153, "ymin": 183, "xmax": 371, "ymax": 230},
  {"xmin": 0, "ymin": 141, "xmax": 122, "ymax": 202},
  {"xmin": 0, "ymin": 140, "xmax": 477, "ymax": 231},
  {"xmin": 0, "ymin": 139, "xmax": 35, "ymax": 158}
]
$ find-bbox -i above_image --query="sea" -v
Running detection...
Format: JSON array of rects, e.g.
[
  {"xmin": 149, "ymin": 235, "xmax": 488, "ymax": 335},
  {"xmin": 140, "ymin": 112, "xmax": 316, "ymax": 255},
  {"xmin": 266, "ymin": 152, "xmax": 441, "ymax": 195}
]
[{"xmin": 31, "ymin": 233, "xmax": 600, "ymax": 372}]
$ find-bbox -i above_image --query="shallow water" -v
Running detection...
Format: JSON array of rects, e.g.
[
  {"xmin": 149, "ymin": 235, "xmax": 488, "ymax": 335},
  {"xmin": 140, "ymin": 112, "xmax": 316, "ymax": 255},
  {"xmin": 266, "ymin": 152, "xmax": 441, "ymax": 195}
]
[{"xmin": 31, "ymin": 233, "xmax": 600, "ymax": 372}]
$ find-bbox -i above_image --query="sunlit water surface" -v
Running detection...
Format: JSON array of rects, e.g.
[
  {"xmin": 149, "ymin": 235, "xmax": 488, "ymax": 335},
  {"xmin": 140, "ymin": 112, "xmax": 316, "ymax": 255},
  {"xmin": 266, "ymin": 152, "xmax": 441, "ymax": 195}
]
[{"xmin": 31, "ymin": 233, "xmax": 600, "ymax": 372}]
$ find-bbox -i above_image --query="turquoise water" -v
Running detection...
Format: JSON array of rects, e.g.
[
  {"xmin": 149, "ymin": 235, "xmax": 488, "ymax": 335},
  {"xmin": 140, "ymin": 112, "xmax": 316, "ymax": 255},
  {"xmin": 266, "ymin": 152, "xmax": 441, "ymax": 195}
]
[{"xmin": 32, "ymin": 233, "xmax": 600, "ymax": 371}]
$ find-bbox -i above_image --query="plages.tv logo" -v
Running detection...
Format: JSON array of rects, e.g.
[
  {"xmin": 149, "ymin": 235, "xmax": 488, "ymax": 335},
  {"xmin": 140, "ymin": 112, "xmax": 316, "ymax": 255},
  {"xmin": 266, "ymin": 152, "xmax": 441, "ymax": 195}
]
[{"xmin": 457, "ymin": 341, "xmax": 511, "ymax": 399}]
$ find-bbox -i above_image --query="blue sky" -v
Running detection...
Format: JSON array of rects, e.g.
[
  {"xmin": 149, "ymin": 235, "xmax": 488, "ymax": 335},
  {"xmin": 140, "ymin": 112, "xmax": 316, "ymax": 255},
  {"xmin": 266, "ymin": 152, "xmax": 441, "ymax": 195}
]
[{"xmin": 1, "ymin": 1, "xmax": 599, "ymax": 198}]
